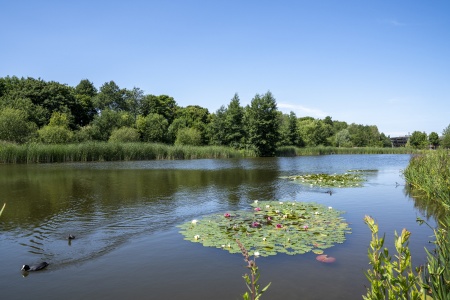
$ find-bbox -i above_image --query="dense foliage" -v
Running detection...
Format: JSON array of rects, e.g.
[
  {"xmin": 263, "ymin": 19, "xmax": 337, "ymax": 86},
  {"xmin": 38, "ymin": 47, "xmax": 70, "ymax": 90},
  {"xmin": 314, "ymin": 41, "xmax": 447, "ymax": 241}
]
[
  {"xmin": 1, "ymin": 75, "xmax": 447, "ymax": 157},
  {"xmin": 403, "ymin": 150, "xmax": 450, "ymax": 210}
]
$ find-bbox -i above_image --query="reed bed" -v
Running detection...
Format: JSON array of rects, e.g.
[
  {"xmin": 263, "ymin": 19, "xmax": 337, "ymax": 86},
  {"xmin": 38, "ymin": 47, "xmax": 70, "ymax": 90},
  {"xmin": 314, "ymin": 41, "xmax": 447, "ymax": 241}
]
[
  {"xmin": 403, "ymin": 150, "xmax": 450, "ymax": 209},
  {"xmin": 0, "ymin": 142, "xmax": 256, "ymax": 164},
  {"xmin": 291, "ymin": 146, "xmax": 416, "ymax": 156}
]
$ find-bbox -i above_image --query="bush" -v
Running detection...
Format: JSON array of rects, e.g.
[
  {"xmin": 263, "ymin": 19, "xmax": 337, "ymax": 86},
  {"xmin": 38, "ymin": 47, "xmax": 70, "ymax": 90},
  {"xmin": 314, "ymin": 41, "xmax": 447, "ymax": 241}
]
[
  {"xmin": 37, "ymin": 125, "xmax": 73, "ymax": 144},
  {"xmin": 0, "ymin": 107, "xmax": 37, "ymax": 143},
  {"xmin": 108, "ymin": 127, "xmax": 140, "ymax": 143},
  {"xmin": 175, "ymin": 127, "xmax": 202, "ymax": 146}
]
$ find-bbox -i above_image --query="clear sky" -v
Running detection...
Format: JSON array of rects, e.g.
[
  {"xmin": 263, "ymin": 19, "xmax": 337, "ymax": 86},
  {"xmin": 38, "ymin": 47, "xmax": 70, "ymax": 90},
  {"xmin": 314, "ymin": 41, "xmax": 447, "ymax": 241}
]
[{"xmin": 1, "ymin": 0, "xmax": 449, "ymax": 136}]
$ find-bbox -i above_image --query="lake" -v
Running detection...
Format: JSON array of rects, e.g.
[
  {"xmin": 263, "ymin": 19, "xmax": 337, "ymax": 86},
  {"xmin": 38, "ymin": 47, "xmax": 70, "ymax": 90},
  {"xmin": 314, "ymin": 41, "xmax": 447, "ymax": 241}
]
[{"xmin": 0, "ymin": 155, "xmax": 437, "ymax": 299}]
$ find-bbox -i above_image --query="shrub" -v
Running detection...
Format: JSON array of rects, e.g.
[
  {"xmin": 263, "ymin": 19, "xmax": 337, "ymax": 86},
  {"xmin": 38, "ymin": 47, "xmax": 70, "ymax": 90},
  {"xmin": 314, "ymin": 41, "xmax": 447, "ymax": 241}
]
[
  {"xmin": 175, "ymin": 127, "xmax": 202, "ymax": 146},
  {"xmin": 37, "ymin": 125, "xmax": 73, "ymax": 144},
  {"xmin": 0, "ymin": 107, "xmax": 37, "ymax": 143},
  {"xmin": 108, "ymin": 127, "xmax": 140, "ymax": 143}
]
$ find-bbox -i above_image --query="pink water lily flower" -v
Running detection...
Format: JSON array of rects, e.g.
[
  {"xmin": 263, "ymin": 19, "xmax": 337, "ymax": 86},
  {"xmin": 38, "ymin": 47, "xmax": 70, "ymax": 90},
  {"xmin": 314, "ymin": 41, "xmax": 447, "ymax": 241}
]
[
  {"xmin": 252, "ymin": 221, "xmax": 260, "ymax": 228},
  {"xmin": 254, "ymin": 207, "xmax": 261, "ymax": 211},
  {"xmin": 276, "ymin": 224, "xmax": 283, "ymax": 228},
  {"xmin": 267, "ymin": 216, "xmax": 272, "ymax": 221},
  {"xmin": 224, "ymin": 213, "xmax": 231, "ymax": 218}
]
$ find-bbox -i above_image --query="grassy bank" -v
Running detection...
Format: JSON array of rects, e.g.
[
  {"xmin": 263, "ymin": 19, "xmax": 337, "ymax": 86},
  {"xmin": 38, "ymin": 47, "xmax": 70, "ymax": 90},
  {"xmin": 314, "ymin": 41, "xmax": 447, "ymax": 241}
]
[
  {"xmin": 0, "ymin": 142, "xmax": 256, "ymax": 163},
  {"xmin": 403, "ymin": 150, "xmax": 450, "ymax": 209},
  {"xmin": 276, "ymin": 146, "xmax": 417, "ymax": 156},
  {"xmin": 0, "ymin": 142, "xmax": 420, "ymax": 164}
]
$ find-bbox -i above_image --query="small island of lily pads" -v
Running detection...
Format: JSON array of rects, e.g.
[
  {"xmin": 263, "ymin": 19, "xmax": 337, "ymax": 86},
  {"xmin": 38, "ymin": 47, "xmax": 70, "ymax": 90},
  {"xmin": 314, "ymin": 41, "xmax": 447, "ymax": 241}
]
[
  {"xmin": 178, "ymin": 201, "xmax": 351, "ymax": 257},
  {"xmin": 283, "ymin": 172, "xmax": 367, "ymax": 188}
]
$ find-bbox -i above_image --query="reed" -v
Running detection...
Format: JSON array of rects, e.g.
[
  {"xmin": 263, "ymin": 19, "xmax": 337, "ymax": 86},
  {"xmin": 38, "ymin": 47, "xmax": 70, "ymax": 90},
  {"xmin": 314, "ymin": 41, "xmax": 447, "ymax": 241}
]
[
  {"xmin": 403, "ymin": 150, "xmax": 450, "ymax": 209},
  {"xmin": 292, "ymin": 146, "xmax": 417, "ymax": 156},
  {"xmin": 0, "ymin": 142, "xmax": 256, "ymax": 164}
]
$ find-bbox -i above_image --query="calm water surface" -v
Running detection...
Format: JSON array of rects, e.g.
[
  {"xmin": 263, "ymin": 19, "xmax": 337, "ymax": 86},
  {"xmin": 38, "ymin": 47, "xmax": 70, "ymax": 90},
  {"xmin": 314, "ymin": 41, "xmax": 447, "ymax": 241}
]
[{"xmin": 0, "ymin": 155, "xmax": 437, "ymax": 299}]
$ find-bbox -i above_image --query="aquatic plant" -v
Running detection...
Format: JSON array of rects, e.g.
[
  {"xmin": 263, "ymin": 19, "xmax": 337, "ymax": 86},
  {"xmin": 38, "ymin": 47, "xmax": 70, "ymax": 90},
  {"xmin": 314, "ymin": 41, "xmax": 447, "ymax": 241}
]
[
  {"xmin": 178, "ymin": 201, "xmax": 351, "ymax": 257},
  {"xmin": 0, "ymin": 141, "xmax": 256, "ymax": 163},
  {"xmin": 236, "ymin": 239, "xmax": 271, "ymax": 300},
  {"xmin": 363, "ymin": 215, "xmax": 423, "ymax": 300},
  {"xmin": 283, "ymin": 172, "xmax": 365, "ymax": 188},
  {"xmin": 403, "ymin": 150, "xmax": 450, "ymax": 210}
]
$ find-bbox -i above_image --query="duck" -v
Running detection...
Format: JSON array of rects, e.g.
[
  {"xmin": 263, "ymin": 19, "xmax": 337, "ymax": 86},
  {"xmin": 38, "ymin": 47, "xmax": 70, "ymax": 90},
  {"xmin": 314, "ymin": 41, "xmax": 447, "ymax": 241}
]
[
  {"xmin": 67, "ymin": 234, "xmax": 75, "ymax": 240},
  {"xmin": 21, "ymin": 262, "xmax": 49, "ymax": 272}
]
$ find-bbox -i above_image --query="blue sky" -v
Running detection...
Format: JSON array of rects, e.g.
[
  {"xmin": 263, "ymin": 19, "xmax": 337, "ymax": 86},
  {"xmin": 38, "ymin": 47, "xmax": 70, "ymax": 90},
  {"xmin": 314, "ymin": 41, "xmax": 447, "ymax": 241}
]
[{"xmin": 1, "ymin": 0, "xmax": 449, "ymax": 136}]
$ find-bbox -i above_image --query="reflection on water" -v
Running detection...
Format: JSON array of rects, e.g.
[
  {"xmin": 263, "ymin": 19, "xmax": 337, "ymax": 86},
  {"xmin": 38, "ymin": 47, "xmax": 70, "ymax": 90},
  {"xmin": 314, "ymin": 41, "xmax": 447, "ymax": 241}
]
[
  {"xmin": 0, "ymin": 155, "xmax": 438, "ymax": 300},
  {"xmin": 404, "ymin": 185, "xmax": 447, "ymax": 222}
]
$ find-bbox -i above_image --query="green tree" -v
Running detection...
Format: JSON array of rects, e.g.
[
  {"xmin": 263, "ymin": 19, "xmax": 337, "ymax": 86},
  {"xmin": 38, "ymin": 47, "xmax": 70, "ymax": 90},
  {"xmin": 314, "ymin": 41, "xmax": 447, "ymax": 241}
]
[
  {"xmin": 175, "ymin": 127, "xmax": 202, "ymax": 146},
  {"xmin": 277, "ymin": 112, "xmax": 291, "ymax": 147},
  {"xmin": 334, "ymin": 129, "xmax": 351, "ymax": 147},
  {"xmin": 0, "ymin": 76, "xmax": 83, "ymax": 128},
  {"xmin": 0, "ymin": 107, "xmax": 37, "ymax": 143},
  {"xmin": 141, "ymin": 94, "xmax": 178, "ymax": 124},
  {"xmin": 428, "ymin": 132, "xmax": 440, "ymax": 148},
  {"xmin": 408, "ymin": 131, "xmax": 428, "ymax": 149},
  {"xmin": 224, "ymin": 93, "xmax": 245, "ymax": 148},
  {"xmin": 95, "ymin": 81, "xmax": 127, "ymax": 112},
  {"xmin": 441, "ymin": 124, "xmax": 450, "ymax": 149},
  {"xmin": 287, "ymin": 111, "xmax": 300, "ymax": 146},
  {"xmin": 208, "ymin": 106, "xmax": 227, "ymax": 146},
  {"xmin": 108, "ymin": 127, "xmax": 140, "ymax": 143},
  {"xmin": 177, "ymin": 105, "xmax": 210, "ymax": 145},
  {"xmin": 245, "ymin": 91, "xmax": 280, "ymax": 156},
  {"xmin": 124, "ymin": 87, "xmax": 144, "ymax": 123},
  {"xmin": 136, "ymin": 113, "xmax": 169, "ymax": 143},
  {"xmin": 167, "ymin": 117, "xmax": 188, "ymax": 144},
  {"xmin": 74, "ymin": 79, "xmax": 97, "ymax": 126},
  {"xmin": 379, "ymin": 133, "xmax": 392, "ymax": 148},
  {"xmin": 299, "ymin": 119, "xmax": 332, "ymax": 147},
  {"xmin": 90, "ymin": 109, "xmax": 133, "ymax": 141},
  {"xmin": 348, "ymin": 124, "xmax": 382, "ymax": 147}
]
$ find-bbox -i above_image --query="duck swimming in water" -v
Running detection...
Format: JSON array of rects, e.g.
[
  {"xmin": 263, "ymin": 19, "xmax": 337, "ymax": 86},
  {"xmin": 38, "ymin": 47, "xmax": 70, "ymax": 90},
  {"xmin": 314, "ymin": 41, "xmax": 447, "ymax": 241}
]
[
  {"xmin": 67, "ymin": 234, "xmax": 75, "ymax": 240},
  {"xmin": 21, "ymin": 262, "xmax": 49, "ymax": 272}
]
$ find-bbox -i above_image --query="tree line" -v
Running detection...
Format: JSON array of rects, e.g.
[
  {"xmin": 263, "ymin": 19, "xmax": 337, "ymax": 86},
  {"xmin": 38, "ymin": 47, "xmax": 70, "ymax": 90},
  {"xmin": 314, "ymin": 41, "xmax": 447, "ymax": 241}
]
[{"xmin": 0, "ymin": 76, "xmax": 448, "ymax": 156}]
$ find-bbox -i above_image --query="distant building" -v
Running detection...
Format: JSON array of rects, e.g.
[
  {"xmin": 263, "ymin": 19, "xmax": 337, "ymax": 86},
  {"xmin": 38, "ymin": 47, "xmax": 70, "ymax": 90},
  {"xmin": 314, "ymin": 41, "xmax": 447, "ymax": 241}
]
[{"xmin": 390, "ymin": 136, "xmax": 410, "ymax": 147}]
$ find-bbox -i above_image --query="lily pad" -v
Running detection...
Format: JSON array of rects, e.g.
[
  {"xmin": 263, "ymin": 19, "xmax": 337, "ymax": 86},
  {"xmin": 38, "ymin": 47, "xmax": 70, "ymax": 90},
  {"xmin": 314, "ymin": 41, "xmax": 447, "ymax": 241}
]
[
  {"xmin": 283, "ymin": 173, "xmax": 365, "ymax": 188},
  {"xmin": 178, "ymin": 201, "xmax": 351, "ymax": 257},
  {"xmin": 316, "ymin": 254, "xmax": 336, "ymax": 263}
]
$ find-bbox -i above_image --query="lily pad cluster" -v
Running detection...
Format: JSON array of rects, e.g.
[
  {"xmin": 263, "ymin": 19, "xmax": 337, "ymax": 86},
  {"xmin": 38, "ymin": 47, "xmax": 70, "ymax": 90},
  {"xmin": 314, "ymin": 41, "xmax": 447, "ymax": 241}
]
[
  {"xmin": 178, "ymin": 201, "xmax": 351, "ymax": 257},
  {"xmin": 284, "ymin": 173, "xmax": 365, "ymax": 188}
]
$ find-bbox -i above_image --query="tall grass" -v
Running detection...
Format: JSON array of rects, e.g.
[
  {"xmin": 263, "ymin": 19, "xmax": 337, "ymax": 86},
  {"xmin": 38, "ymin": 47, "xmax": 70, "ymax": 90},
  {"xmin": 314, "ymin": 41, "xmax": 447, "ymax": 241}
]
[
  {"xmin": 277, "ymin": 146, "xmax": 417, "ymax": 156},
  {"xmin": 403, "ymin": 150, "xmax": 450, "ymax": 209},
  {"xmin": 0, "ymin": 141, "xmax": 257, "ymax": 164}
]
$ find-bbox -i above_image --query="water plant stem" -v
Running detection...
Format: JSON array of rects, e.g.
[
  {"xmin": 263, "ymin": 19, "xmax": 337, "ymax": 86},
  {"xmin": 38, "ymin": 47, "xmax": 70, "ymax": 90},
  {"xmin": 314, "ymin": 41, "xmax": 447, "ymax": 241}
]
[{"xmin": 236, "ymin": 239, "xmax": 271, "ymax": 300}]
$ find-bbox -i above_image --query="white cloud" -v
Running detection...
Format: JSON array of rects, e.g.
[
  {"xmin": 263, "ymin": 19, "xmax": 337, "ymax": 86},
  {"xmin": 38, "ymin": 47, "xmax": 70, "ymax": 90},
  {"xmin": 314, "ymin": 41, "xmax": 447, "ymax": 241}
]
[{"xmin": 278, "ymin": 102, "xmax": 328, "ymax": 118}]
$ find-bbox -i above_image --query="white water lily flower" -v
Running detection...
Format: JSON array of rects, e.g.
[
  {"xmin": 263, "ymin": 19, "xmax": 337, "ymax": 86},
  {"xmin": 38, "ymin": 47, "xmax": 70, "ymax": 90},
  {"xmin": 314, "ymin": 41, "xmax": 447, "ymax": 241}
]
[
  {"xmin": 328, "ymin": 206, "xmax": 333, "ymax": 209},
  {"xmin": 266, "ymin": 205, "xmax": 270, "ymax": 208},
  {"xmin": 279, "ymin": 202, "xmax": 283, "ymax": 205},
  {"xmin": 194, "ymin": 235, "xmax": 200, "ymax": 240},
  {"xmin": 263, "ymin": 237, "xmax": 267, "ymax": 241},
  {"xmin": 254, "ymin": 200, "xmax": 258, "ymax": 204},
  {"xmin": 254, "ymin": 251, "xmax": 260, "ymax": 257},
  {"xmin": 275, "ymin": 210, "xmax": 280, "ymax": 213},
  {"xmin": 191, "ymin": 219, "xmax": 198, "ymax": 224},
  {"xmin": 314, "ymin": 211, "xmax": 319, "ymax": 215}
]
